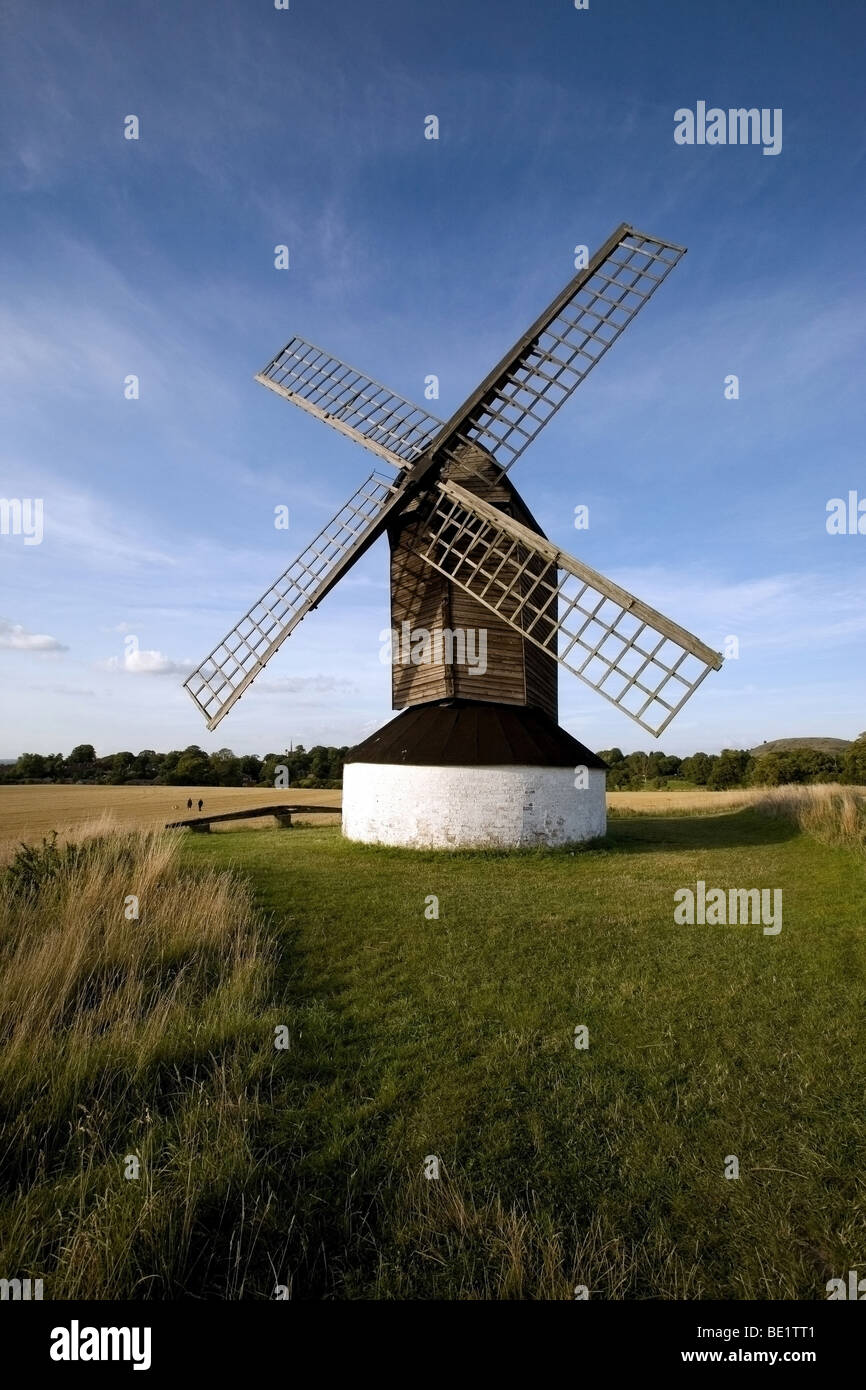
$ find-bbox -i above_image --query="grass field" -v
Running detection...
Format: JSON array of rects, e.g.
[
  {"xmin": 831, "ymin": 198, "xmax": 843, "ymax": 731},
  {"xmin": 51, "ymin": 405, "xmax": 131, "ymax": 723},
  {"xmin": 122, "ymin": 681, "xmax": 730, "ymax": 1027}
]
[{"xmin": 1, "ymin": 786, "xmax": 864, "ymax": 1299}]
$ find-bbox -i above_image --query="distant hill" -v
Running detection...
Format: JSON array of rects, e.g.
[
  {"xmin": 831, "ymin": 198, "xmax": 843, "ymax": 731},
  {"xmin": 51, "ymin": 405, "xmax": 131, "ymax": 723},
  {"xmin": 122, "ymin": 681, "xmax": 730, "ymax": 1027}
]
[{"xmin": 750, "ymin": 737, "xmax": 851, "ymax": 758}]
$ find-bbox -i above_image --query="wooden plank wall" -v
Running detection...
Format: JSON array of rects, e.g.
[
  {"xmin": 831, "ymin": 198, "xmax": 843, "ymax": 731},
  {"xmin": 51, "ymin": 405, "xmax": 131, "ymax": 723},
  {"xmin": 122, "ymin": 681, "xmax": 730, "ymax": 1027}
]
[{"xmin": 388, "ymin": 445, "xmax": 559, "ymax": 720}]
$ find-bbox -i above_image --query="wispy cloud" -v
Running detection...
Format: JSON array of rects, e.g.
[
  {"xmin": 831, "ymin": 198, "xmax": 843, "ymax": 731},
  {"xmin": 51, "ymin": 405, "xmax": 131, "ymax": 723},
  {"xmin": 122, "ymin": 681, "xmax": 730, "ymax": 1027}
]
[
  {"xmin": 257, "ymin": 675, "xmax": 359, "ymax": 695},
  {"xmin": 611, "ymin": 567, "xmax": 866, "ymax": 654},
  {"xmin": 26, "ymin": 683, "xmax": 96, "ymax": 697},
  {"xmin": 0, "ymin": 619, "xmax": 67, "ymax": 652}
]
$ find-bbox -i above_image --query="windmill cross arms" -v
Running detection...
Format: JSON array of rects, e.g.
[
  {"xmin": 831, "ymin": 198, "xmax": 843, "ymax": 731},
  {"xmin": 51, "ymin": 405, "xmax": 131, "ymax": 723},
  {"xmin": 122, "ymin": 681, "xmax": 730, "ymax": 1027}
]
[
  {"xmin": 255, "ymin": 224, "xmax": 685, "ymax": 493},
  {"xmin": 411, "ymin": 479, "xmax": 723, "ymax": 739},
  {"xmin": 186, "ymin": 223, "xmax": 689, "ymax": 734},
  {"xmin": 189, "ymin": 340, "xmax": 449, "ymax": 732},
  {"xmin": 255, "ymin": 335, "xmax": 445, "ymax": 471},
  {"xmin": 421, "ymin": 224, "xmax": 687, "ymax": 479},
  {"xmin": 184, "ymin": 471, "xmax": 403, "ymax": 730}
]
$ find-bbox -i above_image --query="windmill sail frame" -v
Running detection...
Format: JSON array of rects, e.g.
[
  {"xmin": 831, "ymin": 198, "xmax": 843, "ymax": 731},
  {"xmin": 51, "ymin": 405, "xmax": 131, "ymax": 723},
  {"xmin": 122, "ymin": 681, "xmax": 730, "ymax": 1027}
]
[
  {"xmin": 256, "ymin": 336, "xmax": 444, "ymax": 471},
  {"xmin": 418, "ymin": 224, "xmax": 686, "ymax": 479},
  {"xmin": 184, "ymin": 222, "xmax": 718, "ymax": 739},
  {"xmin": 407, "ymin": 479, "xmax": 722, "ymax": 737},
  {"xmin": 184, "ymin": 471, "xmax": 402, "ymax": 729}
]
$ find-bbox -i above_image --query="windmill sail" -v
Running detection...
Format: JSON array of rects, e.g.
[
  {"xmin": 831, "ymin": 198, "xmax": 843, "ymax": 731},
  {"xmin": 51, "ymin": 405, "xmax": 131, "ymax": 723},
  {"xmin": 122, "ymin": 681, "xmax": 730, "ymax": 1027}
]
[
  {"xmin": 256, "ymin": 336, "xmax": 444, "ymax": 470},
  {"xmin": 184, "ymin": 471, "xmax": 403, "ymax": 730},
  {"xmin": 424, "ymin": 224, "xmax": 686, "ymax": 478},
  {"xmin": 185, "ymin": 222, "xmax": 713, "ymax": 736},
  {"xmin": 409, "ymin": 479, "xmax": 722, "ymax": 737}
]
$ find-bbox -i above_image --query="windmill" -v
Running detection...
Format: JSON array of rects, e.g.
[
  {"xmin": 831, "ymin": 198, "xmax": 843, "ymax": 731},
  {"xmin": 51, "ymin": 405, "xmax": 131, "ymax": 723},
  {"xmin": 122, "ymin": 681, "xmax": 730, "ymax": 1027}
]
[{"xmin": 184, "ymin": 223, "xmax": 722, "ymax": 848}]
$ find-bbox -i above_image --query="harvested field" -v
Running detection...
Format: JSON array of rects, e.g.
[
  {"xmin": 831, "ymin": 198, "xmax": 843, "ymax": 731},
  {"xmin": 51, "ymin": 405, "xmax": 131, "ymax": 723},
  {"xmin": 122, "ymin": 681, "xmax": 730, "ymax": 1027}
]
[{"xmin": 0, "ymin": 785, "xmax": 341, "ymax": 862}]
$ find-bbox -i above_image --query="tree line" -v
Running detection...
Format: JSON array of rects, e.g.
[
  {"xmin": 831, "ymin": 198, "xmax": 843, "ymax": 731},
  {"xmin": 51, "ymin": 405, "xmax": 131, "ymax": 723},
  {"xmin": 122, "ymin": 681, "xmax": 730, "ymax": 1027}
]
[
  {"xmin": 3, "ymin": 737, "xmax": 865, "ymax": 791},
  {"xmin": 598, "ymin": 738, "xmax": 866, "ymax": 790},
  {"xmin": 1, "ymin": 744, "xmax": 348, "ymax": 789}
]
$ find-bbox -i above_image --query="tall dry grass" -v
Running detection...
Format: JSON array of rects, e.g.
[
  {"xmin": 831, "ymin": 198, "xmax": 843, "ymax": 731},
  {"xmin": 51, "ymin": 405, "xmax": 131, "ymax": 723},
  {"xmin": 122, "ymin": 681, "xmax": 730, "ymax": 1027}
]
[
  {"xmin": 379, "ymin": 1170, "xmax": 702, "ymax": 1299},
  {"xmin": 751, "ymin": 783, "xmax": 866, "ymax": 852},
  {"xmin": 0, "ymin": 827, "xmax": 281, "ymax": 1299}
]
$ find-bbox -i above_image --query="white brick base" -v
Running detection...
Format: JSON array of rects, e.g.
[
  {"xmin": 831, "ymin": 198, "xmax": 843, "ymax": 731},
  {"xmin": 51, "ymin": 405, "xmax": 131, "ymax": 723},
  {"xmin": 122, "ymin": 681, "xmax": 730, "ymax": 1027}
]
[{"xmin": 342, "ymin": 762, "xmax": 606, "ymax": 849}]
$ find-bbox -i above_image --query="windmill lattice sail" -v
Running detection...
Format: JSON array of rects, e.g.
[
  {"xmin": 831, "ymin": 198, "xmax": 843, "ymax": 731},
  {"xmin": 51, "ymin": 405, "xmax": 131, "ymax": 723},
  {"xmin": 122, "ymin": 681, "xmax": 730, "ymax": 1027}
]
[
  {"xmin": 255, "ymin": 336, "xmax": 444, "ymax": 471},
  {"xmin": 426, "ymin": 226, "xmax": 686, "ymax": 478},
  {"xmin": 408, "ymin": 479, "xmax": 722, "ymax": 737},
  {"xmin": 184, "ymin": 471, "xmax": 402, "ymax": 729},
  {"xmin": 185, "ymin": 222, "xmax": 718, "ymax": 744}
]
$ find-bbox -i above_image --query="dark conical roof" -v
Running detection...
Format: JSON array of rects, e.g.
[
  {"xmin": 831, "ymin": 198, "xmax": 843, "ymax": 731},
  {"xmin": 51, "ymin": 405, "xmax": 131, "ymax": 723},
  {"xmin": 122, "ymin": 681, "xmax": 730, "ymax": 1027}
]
[{"xmin": 347, "ymin": 700, "xmax": 607, "ymax": 769}]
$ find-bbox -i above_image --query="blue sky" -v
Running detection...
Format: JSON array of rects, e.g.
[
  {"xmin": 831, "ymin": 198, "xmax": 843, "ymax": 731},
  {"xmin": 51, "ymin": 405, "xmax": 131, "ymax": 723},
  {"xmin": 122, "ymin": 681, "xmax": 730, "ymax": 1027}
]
[{"xmin": 1, "ymin": 0, "xmax": 864, "ymax": 758}]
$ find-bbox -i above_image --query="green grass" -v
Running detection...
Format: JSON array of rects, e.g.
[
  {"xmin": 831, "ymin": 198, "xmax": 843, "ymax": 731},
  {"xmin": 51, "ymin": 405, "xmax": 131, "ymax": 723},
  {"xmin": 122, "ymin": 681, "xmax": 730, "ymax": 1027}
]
[
  {"xmin": 750, "ymin": 737, "xmax": 851, "ymax": 757},
  {"xmin": 1, "ymin": 808, "xmax": 862, "ymax": 1299},
  {"xmin": 173, "ymin": 809, "xmax": 866, "ymax": 1299}
]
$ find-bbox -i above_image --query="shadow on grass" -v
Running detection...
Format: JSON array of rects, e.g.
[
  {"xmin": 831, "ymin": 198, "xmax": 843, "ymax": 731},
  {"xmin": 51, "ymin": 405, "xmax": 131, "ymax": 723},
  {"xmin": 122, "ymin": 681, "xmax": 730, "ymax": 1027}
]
[
  {"xmin": 332, "ymin": 807, "xmax": 800, "ymax": 864},
  {"xmin": 602, "ymin": 808, "xmax": 800, "ymax": 854}
]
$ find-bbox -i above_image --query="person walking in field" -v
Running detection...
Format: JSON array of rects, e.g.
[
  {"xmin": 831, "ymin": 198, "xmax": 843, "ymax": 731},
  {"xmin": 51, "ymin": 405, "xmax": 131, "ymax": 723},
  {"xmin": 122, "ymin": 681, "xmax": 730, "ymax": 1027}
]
[
  {"xmin": 197, "ymin": 799, "xmax": 203, "ymax": 813},
  {"xmin": 187, "ymin": 798, "xmax": 193, "ymax": 812}
]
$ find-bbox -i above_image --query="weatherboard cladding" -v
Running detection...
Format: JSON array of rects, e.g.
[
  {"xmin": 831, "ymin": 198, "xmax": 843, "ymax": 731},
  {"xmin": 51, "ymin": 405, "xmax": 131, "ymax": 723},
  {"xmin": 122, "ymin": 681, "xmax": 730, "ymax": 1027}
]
[
  {"xmin": 346, "ymin": 699, "xmax": 608, "ymax": 770},
  {"xmin": 388, "ymin": 445, "xmax": 559, "ymax": 720}
]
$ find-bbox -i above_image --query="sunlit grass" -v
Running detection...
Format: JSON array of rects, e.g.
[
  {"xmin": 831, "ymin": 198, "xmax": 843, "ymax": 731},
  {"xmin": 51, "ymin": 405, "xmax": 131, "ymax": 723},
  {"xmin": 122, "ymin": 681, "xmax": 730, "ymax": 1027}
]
[
  {"xmin": 1, "ymin": 792, "xmax": 864, "ymax": 1299},
  {"xmin": 0, "ymin": 829, "xmax": 279, "ymax": 1299}
]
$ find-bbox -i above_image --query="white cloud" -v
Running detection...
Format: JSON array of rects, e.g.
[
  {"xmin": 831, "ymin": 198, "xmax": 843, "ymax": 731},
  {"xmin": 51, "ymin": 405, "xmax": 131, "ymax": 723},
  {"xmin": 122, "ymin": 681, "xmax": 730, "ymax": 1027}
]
[
  {"xmin": 0, "ymin": 619, "xmax": 67, "ymax": 651},
  {"xmin": 103, "ymin": 648, "xmax": 192, "ymax": 676},
  {"xmin": 607, "ymin": 566, "xmax": 866, "ymax": 655}
]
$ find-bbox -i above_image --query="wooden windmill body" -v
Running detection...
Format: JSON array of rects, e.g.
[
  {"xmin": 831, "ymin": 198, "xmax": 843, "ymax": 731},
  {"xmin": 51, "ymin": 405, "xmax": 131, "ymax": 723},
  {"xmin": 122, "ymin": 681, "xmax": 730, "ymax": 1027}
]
[
  {"xmin": 388, "ymin": 445, "xmax": 558, "ymax": 719},
  {"xmin": 185, "ymin": 224, "xmax": 723, "ymax": 848}
]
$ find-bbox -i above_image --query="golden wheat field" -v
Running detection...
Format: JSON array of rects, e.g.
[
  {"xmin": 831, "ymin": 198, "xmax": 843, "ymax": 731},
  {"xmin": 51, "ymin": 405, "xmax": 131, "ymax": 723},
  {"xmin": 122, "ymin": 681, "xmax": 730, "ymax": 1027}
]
[
  {"xmin": 607, "ymin": 787, "xmax": 764, "ymax": 814},
  {"xmin": 3, "ymin": 784, "xmax": 861, "ymax": 864},
  {"xmin": 0, "ymin": 783, "xmax": 767, "ymax": 856},
  {"xmin": 0, "ymin": 784, "xmax": 342, "ymax": 860}
]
